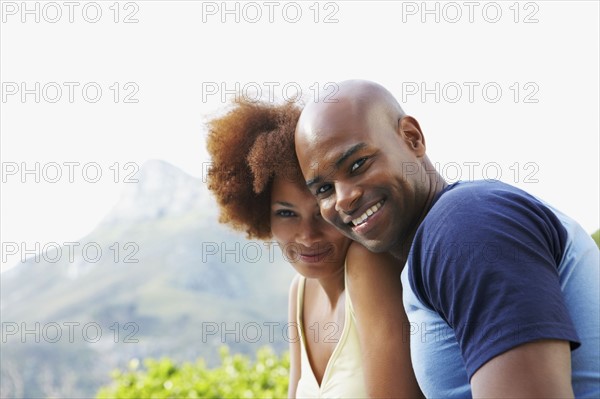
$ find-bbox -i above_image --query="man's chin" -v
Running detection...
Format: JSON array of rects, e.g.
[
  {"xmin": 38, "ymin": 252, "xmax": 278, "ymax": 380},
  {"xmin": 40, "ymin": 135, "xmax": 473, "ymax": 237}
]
[
  {"xmin": 336, "ymin": 224, "xmax": 395, "ymax": 253},
  {"xmin": 335, "ymin": 224, "xmax": 356, "ymax": 241}
]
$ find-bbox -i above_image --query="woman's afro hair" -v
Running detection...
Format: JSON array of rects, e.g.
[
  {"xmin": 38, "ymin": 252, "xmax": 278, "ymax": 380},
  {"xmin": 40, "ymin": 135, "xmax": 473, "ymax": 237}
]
[{"xmin": 206, "ymin": 98, "xmax": 304, "ymax": 239}]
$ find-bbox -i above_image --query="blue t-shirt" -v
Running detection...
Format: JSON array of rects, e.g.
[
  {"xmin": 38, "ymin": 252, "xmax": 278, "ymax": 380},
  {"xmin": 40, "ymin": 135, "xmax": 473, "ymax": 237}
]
[{"xmin": 401, "ymin": 180, "xmax": 600, "ymax": 398}]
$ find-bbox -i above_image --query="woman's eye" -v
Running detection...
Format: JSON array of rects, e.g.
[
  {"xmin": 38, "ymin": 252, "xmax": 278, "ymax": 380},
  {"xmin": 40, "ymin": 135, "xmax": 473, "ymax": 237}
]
[
  {"xmin": 275, "ymin": 209, "xmax": 295, "ymax": 217},
  {"xmin": 316, "ymin": 183, "xmax": 332, "ymax": 195},
  {"xmin": 350, "ymin": 158, "xmax": 367, "ymax": 173}
]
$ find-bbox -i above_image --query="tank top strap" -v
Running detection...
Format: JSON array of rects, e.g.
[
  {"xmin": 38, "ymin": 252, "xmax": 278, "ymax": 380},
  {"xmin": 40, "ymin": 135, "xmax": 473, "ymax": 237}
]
[
  {"xmin": 296, "ymin": 275, "xmax": 306, "ymax": 326},
  {"xmin": 344, "ymin": 262, "xmax": 355, "ymax": 317}
]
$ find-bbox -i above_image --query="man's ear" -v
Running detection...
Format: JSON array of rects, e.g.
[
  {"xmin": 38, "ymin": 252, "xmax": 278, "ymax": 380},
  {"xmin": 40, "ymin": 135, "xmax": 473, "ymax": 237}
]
[{"xmin": 398, "ymin": 116, "xmax": 426, "ymax": 156}]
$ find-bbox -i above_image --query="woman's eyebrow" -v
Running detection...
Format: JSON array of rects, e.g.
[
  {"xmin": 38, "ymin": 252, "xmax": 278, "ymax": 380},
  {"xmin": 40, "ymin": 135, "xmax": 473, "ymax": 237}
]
[{"xmin": 274, "ymin": 201, "xmax": 295, "ymax": 207}]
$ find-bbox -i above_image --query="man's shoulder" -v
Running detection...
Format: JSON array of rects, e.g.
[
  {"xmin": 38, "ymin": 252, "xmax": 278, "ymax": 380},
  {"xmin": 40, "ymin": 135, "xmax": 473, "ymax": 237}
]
[
  {"xmin": 414, "ymin": 179, "xmax": 567, "ymax": 266},
  {"xmin": 432, "ymin": 180, "xmax": 532, "ymax": 209},
  {"xmin": 421, "ymin": 180, "xmax": 536, "ymax": 233}
]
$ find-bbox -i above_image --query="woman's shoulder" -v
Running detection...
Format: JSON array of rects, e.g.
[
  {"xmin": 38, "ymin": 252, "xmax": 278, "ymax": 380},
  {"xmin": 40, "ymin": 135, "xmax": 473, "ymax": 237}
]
[
  {"xmin": 344, "ymin": 242, "xmax": 402, "ymax": 309},
  {"xmin": 345, "ymin": 242, "xmax": 397, "ymax": 276}
]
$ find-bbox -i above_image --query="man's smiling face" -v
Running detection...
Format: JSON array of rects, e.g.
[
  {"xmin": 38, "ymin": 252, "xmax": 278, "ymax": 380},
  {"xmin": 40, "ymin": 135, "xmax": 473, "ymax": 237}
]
[{"xmin": 295, "ymin": 84, "xmax": 430, "ymax": 254}]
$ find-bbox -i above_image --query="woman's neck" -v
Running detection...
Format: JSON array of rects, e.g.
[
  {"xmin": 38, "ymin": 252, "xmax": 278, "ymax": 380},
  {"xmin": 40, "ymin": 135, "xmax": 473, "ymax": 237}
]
[{"xmin": 315, "ymin": 267, "xmax": 345, "ymax": 310}]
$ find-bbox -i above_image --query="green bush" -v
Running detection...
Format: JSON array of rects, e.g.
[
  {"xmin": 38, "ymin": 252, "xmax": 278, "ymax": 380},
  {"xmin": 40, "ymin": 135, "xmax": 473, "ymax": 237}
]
[{"xmin": 97, "ymin": 346, "xmax": 289, "ymax": 399}]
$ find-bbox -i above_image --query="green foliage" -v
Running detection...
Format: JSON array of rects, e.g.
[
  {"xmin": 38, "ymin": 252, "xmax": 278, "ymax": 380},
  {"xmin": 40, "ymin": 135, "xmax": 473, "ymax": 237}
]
[
  {"xmin": 592, "ymin": 229, "xmax": 600, "ymax": 248},
  {"xmin": 97, "ymin": 346, "xmax": 289, "ymax": 399}
]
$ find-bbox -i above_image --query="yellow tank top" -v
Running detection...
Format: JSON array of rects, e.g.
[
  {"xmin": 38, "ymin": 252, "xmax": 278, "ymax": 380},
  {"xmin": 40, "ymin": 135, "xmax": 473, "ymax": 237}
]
[{"xmin": 295, "ymin": 269, "xmax": 367, "ymax": 398}]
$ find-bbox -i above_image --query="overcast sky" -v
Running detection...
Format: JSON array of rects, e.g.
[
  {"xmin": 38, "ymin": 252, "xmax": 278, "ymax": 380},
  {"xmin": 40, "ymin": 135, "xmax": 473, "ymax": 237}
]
[{"xmin": 1, "ymin": 1, "xmax": 599, "ymax": 270}]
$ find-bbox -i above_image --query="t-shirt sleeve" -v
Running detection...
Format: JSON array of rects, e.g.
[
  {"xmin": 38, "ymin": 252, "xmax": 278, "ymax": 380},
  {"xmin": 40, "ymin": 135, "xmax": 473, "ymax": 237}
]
[{"xmin": 409, "ymin": 182, "xmax": 580, "ymax": 379}]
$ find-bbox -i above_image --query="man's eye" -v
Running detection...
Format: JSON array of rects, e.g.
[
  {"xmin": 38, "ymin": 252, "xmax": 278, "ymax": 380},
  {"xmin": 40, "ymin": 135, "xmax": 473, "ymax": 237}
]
[
  {"xmin": 350, "ymin": 158, "xmax": 367, "ymax": 173},
  {"xmin": 316, "ymin": 183, "xmax": 332, "ymax": 195},
  {"xmin": 276, "ymin": 210, "xmax": 295, "ymax": 217}
]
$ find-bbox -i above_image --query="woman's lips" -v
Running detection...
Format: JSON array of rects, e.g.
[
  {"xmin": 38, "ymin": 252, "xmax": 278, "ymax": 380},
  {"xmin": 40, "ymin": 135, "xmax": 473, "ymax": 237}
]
[{"xmin": 298, "ymin": 247, "xmax": 333, "ymax": 263}]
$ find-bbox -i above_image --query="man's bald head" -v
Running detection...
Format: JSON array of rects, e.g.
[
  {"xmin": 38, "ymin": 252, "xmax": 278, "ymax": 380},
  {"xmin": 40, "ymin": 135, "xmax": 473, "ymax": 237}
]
[{"xmin": 295, "ymin": 80, "xmax": 405, "ymax": 147}]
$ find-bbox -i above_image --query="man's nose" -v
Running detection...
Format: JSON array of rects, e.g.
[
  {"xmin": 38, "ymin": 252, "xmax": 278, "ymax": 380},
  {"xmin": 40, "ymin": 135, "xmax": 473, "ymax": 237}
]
[{"xmin": 335, "ymin": 182, "xmax": 362, "ymax": 215}]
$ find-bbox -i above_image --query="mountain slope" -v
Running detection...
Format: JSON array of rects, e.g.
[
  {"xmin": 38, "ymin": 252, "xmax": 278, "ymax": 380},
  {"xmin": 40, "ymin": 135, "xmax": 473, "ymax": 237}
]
[{"xmin": 0, "ymin": 160, "xmax": 296, "ymax": 398}]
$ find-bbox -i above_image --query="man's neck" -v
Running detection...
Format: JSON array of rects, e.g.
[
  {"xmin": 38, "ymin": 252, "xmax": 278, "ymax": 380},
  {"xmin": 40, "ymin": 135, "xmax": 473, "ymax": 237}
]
[{"xmin": 390, "ymin": 170, "xmax": 448, "ymax": 261}]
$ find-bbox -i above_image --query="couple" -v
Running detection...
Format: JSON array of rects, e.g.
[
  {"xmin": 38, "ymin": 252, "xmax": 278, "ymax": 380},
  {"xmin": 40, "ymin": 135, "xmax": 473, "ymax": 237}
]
[{"xmin": 206, "ymin": 80, "xmax": 600, "ymax": 398}]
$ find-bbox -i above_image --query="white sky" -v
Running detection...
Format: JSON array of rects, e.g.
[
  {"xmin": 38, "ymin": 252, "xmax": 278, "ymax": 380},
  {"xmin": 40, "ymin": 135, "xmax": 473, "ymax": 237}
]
[{"xmin": 1, "ymin": 0, "xmax": 599, "ymax": 271}]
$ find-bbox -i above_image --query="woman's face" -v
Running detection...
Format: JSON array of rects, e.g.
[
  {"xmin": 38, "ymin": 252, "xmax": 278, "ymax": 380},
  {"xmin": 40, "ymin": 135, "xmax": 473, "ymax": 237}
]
[{"xmin": 270, "ymin": 176, "xmax": 351, "ymax": 279}]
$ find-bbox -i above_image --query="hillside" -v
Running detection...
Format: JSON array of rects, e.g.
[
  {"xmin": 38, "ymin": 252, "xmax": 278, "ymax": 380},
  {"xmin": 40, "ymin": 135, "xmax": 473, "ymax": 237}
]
[{"xmin": 0, "ymin": 160, "xmax": 296, "ymax": 398}]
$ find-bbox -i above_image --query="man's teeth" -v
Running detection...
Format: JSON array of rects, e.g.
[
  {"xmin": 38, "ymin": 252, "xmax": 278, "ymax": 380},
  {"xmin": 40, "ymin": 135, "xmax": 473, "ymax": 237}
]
[{"xmin": 351, "ymin": 201, "xmax": 383, "ymax": 227}]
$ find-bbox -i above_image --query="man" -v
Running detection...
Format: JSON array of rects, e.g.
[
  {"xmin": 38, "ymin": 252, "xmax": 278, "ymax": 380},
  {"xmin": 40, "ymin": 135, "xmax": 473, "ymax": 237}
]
[{"xmin": 294, "ymin": 80, "xmax": 600, "ymax": 397}]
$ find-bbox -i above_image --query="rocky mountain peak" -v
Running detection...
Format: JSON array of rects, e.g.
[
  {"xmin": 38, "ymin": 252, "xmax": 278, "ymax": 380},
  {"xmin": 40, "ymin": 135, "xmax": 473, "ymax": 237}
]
[{"xmin": 100, "ymin": 159, "xmax": 210, "ymax": 226}]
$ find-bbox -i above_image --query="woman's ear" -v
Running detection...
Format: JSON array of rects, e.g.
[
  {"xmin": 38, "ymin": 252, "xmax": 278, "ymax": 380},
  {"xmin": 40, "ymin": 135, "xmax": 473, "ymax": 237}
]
[{"xmin": 398, "ymin": 116, "xmax": 426, "ymax": 156}]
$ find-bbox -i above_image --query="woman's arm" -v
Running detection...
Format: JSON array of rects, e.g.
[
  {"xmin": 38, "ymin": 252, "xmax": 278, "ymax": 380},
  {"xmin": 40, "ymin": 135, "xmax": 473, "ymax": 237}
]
[
  {"xmin": 346, "ymin": 243, "xmax": 424, "ymax": 398},
  {"xmin": 287, "ymin": 275, "xmax": 301, "ymax": 399}
]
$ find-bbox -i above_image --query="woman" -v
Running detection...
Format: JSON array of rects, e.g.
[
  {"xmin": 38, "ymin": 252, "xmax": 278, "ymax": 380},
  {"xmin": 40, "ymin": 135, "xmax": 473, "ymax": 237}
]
[{"xmin": 206, "ymin": 98, "xmax": 422, "ymax": 398}]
